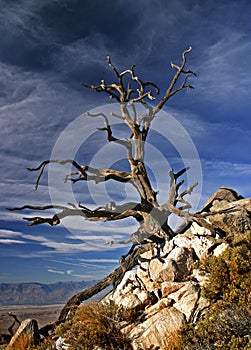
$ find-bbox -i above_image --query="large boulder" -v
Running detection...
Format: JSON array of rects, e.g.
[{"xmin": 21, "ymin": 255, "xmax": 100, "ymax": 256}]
[
  {"xmin": 199, "ymin": 187, "xmax": 251, "ymax": 237},
  {"xmin": 167, "ymin": 282, "xmax": 200, "ymax": 321},
  {"xmin": 200, "ymin": 186, "xmax": 243, "ymax": 212},
  {"xmin": 6, "ymin": 318, "xmax": 40, "ymax": 350},
  {"xmin": 149, "ymin": 258, "xmax": 178, "ymax": 283},
  {"xmin": 149, "ymin": 246, "xmax": 193, "ymax": 282},
  {"xmin": 129, "ymin": 307, "xmax": 186, "ymax": 350},
  {"xmin": 206, "ymin": 198, "xmax": 251, "ymax": 236}
]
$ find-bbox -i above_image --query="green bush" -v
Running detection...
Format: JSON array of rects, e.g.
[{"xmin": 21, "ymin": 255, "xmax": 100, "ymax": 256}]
[
  {"xmin": 179, "ymin": 302, "xmax": 251, "ymax": 349},
  {"xmin": 201, "ymin": 231, "xmax": 251, "ymax": 312}
]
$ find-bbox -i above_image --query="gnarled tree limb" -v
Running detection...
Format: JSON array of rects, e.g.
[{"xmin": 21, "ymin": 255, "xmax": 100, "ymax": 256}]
[
  {"xmin": 9, "ymin": 201, "xmax": 147, "ymax": 227},
  {"xmin": 155, "ymin": 46, "xmax": 196, "ymax": 112},
  {"xmin": 27, "ymin": 159, "xmax": 133, "ymax": 190}
]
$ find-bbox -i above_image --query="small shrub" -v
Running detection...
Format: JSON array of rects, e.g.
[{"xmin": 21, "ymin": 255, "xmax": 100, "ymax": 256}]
[
  {"xmin": 30, "ymin": 338, "xmax": 55, "ymax": 350},
  {"xmin": 166, "ymin": 302, "xmax": 251, "ymax": 349},
  {"xmin": 161, "ymin": 330, "xmax": 183, "ymax": 350},
  {"xmin": 54, "ymin": 301, "xmax": 134, "ymax": 350},
  {"xmin": 9, "ymin": 333, "xmax": 32, "ymax": 350},
  {"xmin": 166, "ymin": 231, "xmax": 251, "ymax": 350},
  {"xmin": 200, "ymin": 231, "xmax": 251, "ymax": 312}
]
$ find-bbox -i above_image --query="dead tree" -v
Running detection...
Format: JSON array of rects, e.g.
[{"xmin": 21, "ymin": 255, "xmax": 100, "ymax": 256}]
[
  {"xmin": 0, "ymin": 313, "xmax": 21, "ymax": 345},
  {"xmin": 9, "ymin": 47, "xmax": 197, "ymax": 322}
]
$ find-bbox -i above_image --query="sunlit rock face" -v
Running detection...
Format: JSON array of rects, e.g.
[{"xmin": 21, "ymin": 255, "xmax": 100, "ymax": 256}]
[
  {"xmin": 108, "ymin": 187, "xmax": 251, "ymax": 350},
  {"xmin": 6, "ymin": 318, "xmax": 40, "ymax": 350}
]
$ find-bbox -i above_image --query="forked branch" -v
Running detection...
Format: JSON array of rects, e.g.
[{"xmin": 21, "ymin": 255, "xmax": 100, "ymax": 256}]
[
  {"xmin": 9, "ymin": 201, "xmax": 145, "ymax": 227},
  {"xmin": 161, "ymin": 167, "xmax": 198, "ymax": 218},
  {"xmin": 155, "ymin": 46, "xmax": 196, "ymax": 111},
  {"xmin": 82, "ymin": 55, "xmax": 160, "ymax": 105},
  {"xmin": 87, "ymin": 111, "xmax": 132, "ymax": 151},
  {"xmin": 27, "ymin": 159, "xmax": 133, "ymax": 190}
]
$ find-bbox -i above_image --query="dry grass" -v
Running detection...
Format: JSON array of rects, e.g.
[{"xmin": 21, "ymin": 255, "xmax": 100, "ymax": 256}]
[
  {"xmin": 54, "ymin": 301, "xmax": 134, "ymax": 350},
  {"xmin": 7, "ymin": 333, "xmax": 32, "ymax": 350}
]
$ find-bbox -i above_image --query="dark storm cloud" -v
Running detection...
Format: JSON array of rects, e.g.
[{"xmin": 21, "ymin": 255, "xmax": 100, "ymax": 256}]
[
  {"xmin": 0, "ymin": 0, "xmax": 146, "ymax": 72},
  {"xmin": 1, "ymin": 0, "xmax": 251, "ymax": 100}
]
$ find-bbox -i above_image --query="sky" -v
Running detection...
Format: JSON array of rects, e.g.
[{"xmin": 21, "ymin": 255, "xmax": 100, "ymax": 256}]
[{"xmin": 0, "ymin": 0, "xmax": 251, "ymax": 284}]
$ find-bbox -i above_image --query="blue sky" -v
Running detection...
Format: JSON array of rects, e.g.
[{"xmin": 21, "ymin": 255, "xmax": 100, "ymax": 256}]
[{"xmin": 0, "ymin": 0, "xmax": 251, "ymax": 284}]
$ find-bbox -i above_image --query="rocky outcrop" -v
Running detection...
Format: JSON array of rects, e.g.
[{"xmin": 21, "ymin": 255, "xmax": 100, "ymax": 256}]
[
  {"xmin": 198, "ymin": 186, "xmax": 251, "ymax": 237},
  {"xmin": 130, "ymin": 307, "xmax": 186, "ymax": 349},
  {"xmin": 107, "ymin": 187, "xmax": 251, "ymax": 350},
  {"xmin": 6, "ymin": 318, "xmax": 40, "ymax": 350},
  {"xmin": 199, "ymin": 186, "xmax": 244, "ymax": 212}
]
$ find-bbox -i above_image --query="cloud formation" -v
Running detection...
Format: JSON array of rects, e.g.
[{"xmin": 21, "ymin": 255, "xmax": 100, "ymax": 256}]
[
  {"xmin": 0, "ymin": 239, "xmax": 25, "ymax": 245},
  {"xmin": 1, "ymin": 0, "xmax": 251, "ymax": 282}
]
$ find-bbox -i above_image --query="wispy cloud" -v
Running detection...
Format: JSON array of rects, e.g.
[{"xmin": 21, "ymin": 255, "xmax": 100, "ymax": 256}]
[
  {"xmin": 0, "ymin": 229, "xmax": 23, "ymax": 238},
  {"xmin": 80, "ymin": 258, "xmax": 118, "ymax": 264},
  {"xmin": 47, "ymin": 268, "xmax": 65, "ymax": 275},
  {"xmin": 203, "ymin": 160, "xmax": 251, "ymax": 177},
  {"xmin": 66, "ymin": 269, "xmax": 92, "ymax": 279},
  {"xmin": 196, "ymin": 33, "xmax": 251, "ymax": 102},
  {"xmin": 0, "ymin": 238, "xmax": 25, "ymax": 244},
  {"xmin": 47, "ymin": 267, "xmax": 96, "ymax": 279}
]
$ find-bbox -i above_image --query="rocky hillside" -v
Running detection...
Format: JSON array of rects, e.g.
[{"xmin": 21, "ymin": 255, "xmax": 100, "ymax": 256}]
[
  {"xmin": 0, "ymin": 280, "xmax": 97, "ymax": 306},
  {"xmin": 104, "ymin": 187, "xmax": 251, "ymax": 349},
  {"xmin": 4, "ymin": 187, "xmax": 251, "ymax": 349}
]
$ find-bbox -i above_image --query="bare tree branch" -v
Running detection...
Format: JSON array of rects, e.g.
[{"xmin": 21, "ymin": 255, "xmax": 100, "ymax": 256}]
[
  {"xmin": 7, "ymin": 204, "xmax": 67, "ymax": 211},
  {"xmin": 155, "ymin": 46, "xmax": 196, "ymax": 112},
  {"xmin": 27, "ymin": 159, "xmax": 133, "ymax": 190},
  {"xmin": 159, "ymin": 167, "xmax": 198, "ymax": 223},
  {"xmin": 65, "ymin": 166, "xmax": 132, "ymax": 184},
  {"xmin": 82, "ymin": 55, "xmax": 160, "ymax": 105},
  {"xmin": 176, "ymin": 180, "xmax": 198, "ymax": 210},
  {"xmin": 167, "ymin": 167, "xmax": 189, "ymax": 205},
  {"xmin": 81, "ymin": 82, "xmax": 121, "ymax": 102},
  {"xmin": 87, "ymin": 111, "xmax": 132, "ymax": 149},
  {"xmin": 10, "ymin": 201, "xmax": 146, "ymax": 227}
]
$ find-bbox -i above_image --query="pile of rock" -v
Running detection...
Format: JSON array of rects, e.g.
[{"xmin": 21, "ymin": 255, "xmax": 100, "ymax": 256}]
[{"xmin": 107, "ymin": 187, "xmax": 251, "ymax": 349}]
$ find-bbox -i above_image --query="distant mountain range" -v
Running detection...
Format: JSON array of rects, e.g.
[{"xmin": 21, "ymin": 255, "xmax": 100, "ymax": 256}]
[{"xmin": 0, "ymin": 280, "xmax": 97, "ymax": 306}]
